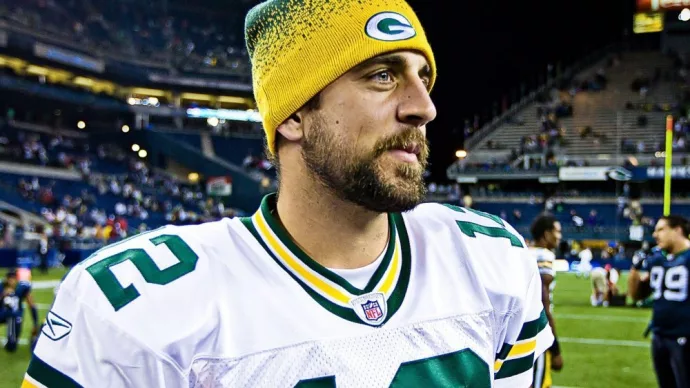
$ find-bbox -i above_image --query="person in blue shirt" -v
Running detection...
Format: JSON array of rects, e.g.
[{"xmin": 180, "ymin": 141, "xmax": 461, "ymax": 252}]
[
  {"xmin": 630, "ymin": 215, "xmax": 690, "ymax": 388},
  {"xmin": 0, "ymin": 269, "xmax": 39, "ymax": 352}
]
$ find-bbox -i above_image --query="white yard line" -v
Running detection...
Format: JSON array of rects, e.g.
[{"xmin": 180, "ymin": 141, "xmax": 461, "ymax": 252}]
[
  {"xmin": 30, "ymin": 280, "xmax": 61, "ymax": 290},
  {"xmin": 1, "ymin": 338, "xmax": 29, "ymax": 345},
  {"xmin": 560, "ymin": 337, "xmax": 649, "ymax": 348},
  {"xmin": 555, "ymin": 313, "xmax": 649, "ymax": 323}
]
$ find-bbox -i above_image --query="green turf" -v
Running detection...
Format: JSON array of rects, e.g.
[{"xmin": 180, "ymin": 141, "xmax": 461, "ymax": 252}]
[
  {"xmin": 550, "ymin": 273, "xmax": 656, "ymax": 388},
  {"xmin": 0, "ymin": 269, "xmax": 658, "ymax": 387}
]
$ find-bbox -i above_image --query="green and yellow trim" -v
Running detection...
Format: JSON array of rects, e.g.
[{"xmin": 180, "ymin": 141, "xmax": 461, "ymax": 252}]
[
  {"xmin": 494, "ymin": 310, "xmax": 549, "ymax": 378},
  {"xmin": 240, "ymin": 194, "xmax": 411, "ymax": 325}
]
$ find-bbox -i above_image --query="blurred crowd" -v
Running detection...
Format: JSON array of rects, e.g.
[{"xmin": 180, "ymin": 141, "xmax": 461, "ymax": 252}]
[
  {"xmin": 1, "ymin": 0, "xmax": 250, "ymax": 76},
  {"xmin": 0, "ymin": 124, "xmax": 243, "ymax": 244},
  {"xmin": 0, "ymin": 120, "xmax": 93, "ymax": 174},
  {"xmin": 455, "ymin": 50, "xmax": 690, "ymax": 173}
]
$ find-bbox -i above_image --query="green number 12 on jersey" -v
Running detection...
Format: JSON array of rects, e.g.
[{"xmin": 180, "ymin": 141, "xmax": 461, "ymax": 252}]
[{"xmin": 86, "ymin": 234, "xmax": 199, "ymax": 311}]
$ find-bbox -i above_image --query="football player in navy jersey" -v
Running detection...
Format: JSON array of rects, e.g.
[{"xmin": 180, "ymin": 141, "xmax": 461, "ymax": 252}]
[
  {"xmin": 630, "ymin": 215, "xmax": 690, "ymax": 388},
  {"xmin": 0, "ymin": 269, "xmax": 39, "ymax": 352}
]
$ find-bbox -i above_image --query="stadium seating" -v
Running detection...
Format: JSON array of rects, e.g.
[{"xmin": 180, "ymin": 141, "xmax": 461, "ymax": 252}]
[
  {"xmin": 0, "ymin": 0, "xmax": 251, "ymax": 75},
  {"xmin": 0, "ymin": 116, "xmax": 255, "ymax": 240},
  {"xmin": 470, "ymin": 52, "xmax": 678, "ymax": 159}
]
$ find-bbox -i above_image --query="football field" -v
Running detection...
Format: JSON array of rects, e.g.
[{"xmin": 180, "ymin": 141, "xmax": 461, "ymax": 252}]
[{"xmin": 0, "ymin": 269, "xmax": 656, "ymax": 387}]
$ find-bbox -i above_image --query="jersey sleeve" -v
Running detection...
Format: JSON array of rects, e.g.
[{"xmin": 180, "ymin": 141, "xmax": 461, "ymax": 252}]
[
  {"xmin": 494, "ymin": 259, "xmax": 554, "ymax": 387},
  {"xmin": 535, "ymin": 250, "xmax": 556, "ymax": 278},
  {"xmin": 23, "ymin": 273, "xmax": 187, "ymax": 388}
]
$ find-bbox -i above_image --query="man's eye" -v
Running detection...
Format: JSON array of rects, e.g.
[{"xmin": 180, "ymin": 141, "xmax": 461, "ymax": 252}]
[{"xmin": 372, "ymin": 71, "xmax": 393, "ymax": 83}]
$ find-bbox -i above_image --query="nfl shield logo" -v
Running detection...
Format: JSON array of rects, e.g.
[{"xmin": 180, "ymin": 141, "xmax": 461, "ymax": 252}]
[
  {"xmin": 350, "ymin": 292, "xmax": 387, "ymax": 326},
  {"xmin": 361, "ymin": 300, "xmax": 383, "ymax": 321}
]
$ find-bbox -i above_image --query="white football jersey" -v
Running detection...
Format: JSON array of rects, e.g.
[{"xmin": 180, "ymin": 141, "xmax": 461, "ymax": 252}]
[
  {"xmin": 528, "ymin": 247, "xmax": 556, "ymax": 313},
  {"xmin": 530, "ymin": 247, "xmax": 556, "ymax": 279},
  {"xmin": 25, "ymin": 196, "xmax": 552, "ymax": 388}
]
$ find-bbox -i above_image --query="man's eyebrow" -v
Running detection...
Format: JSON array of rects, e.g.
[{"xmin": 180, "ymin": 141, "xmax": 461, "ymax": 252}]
[
  {"xmin": 352, "ymin": 54, "xmax": 406, "ymax": 73},
  {"xmin": 352, "ymin": 53, "xmax": 431, "ymax": 81}
]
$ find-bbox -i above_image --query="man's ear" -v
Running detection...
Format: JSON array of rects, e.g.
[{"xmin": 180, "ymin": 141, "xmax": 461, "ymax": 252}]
[{"xmin": 276, "ymin": 110, "xmax": 306, "ymax": 142}]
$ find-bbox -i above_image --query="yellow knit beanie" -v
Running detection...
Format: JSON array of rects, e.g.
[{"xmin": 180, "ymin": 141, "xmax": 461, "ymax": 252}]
[{"xmin": 245, "ymin": 0, "xmax": 436, "ymax": 155}]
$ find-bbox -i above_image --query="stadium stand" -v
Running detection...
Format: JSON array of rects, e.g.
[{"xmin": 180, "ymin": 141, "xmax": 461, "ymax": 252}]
[
  {"xmin": 461, "ymin": 51, "xmax": 682, "ymax": 170},
  {"xmin": 437, "ymin": 42, "xmax": 690, "ymax": 266},
  {"xmin": 0, "ymin": 0, "xmax": 251, "ymax": 77},
  {"xmin": 0, "ymin": 115, "xmax": 245, "ymax": 241}
]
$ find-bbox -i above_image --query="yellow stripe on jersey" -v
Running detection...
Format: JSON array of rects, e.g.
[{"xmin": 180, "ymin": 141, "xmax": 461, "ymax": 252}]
[
  {"xmin": 254, "ymin": 210, "xmax": 351, "ymax": 305},
  {"xmin": 377, "ymin": 238, "xmax": 401, "ymax": 296},
  {"xmin": 509, "ymin": 339, "xmax": 537, "ymax": 357},
  {"xmin": 240, "ymin": 202, "xmax": 413, "ymax": 326},
  {"xmin": 494, "ymin": 310, "xmax": 549, "ymax": 376},
  {"xmin": 21, "ymin": 377, "xmax": 39, "ymax": 388},
  {"xmin": 252, "ymin": 201, "xmax": 403, "ymax": 306},
  {"xmin": 538, "ymin": 261, "xmax": 553, "ymax": 268},
  {"xmin": 493, "ymin": 339, "xmax": 537, "ymax": 371}
]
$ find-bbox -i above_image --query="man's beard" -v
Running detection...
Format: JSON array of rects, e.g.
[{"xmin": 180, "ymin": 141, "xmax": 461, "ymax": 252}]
[{"xmin": 301, "ymin": 115, "xmax": 429, "ymax": 213}]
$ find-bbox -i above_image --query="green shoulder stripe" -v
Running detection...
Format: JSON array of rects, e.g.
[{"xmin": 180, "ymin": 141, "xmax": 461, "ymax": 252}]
[
  {"xmin": 27, "ymin": 355, "xmax": 82, "ymax": 388},
  {"xmin": 495, "ymin": 310, "xmax": 548, "ymax": 365},
  {"xmin": 495, "ymin": 354, "xmax": 533, "ymax": 379},
  {"xmin": 517, "ymin": 310, "xmax": 549, "ymax": 341},
  {"xmin": 495, "ymin": 343, "xmax": 513, "ymax": 361}
]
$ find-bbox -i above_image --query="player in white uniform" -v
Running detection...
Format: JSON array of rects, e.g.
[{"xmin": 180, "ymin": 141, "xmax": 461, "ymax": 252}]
[
  {"xmin": 576, "ymin": 246, "xmax": 593, "ymax": 279},
  {"xmin": 24, "ymin": 1, "xmax": 552, "ymax": 387},
  {"xmin": 528, "ymin": 214, "xmax": 564, "ymax": 388}
]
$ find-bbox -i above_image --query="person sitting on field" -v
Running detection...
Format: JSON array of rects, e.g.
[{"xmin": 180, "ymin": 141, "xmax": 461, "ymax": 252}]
[{"xmin": 590, "ymin": 264, "xmax": 619, "ymax": 307}]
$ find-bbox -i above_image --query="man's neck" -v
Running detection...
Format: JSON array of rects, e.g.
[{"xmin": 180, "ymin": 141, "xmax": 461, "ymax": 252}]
[
  {"xmin": 275, "ymin": 181, "xmax": 390, "ymax": 270},
  {"xmin": 532, "ymin": 241, "xmax": 551, "ymax": 250},
  {"xmin": 670, "ymin": 239, "xmax": 690, "ymax": 256}
]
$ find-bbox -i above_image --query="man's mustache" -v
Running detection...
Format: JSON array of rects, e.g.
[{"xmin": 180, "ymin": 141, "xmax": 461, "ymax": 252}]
[{"xmin": 374, "ymin": 129, "xmax": 429, "ymax": 158}]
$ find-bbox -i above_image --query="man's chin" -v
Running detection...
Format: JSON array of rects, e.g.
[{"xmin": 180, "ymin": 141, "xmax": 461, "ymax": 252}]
[
  {"xmin": 358, "ymin": 197, "xmax": 424, "ymax": 214},
  {"xmin": 367, "ymin": 182, "xmax": 426, "ymax": 213}
]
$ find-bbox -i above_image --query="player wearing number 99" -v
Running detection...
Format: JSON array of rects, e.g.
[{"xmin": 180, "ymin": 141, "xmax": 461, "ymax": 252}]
[
  {"xmin": 23, "ymin": 1, "xmax": 552, "ymax": 387},
  {"xmin": 630, "ymin": 215, "xmax": 690, "ymax": 388}
]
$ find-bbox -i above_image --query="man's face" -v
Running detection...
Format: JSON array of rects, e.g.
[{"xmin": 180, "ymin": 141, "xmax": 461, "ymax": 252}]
[
  {"xmin": 546, "ymin": 221, "xmax": 562, "ymax": 250},
  {"xmin": 5, "ymin": 275, "xmax": 17, "ymax": 289},
  {"xmin": 653, "ymin": 219, "xmax": 679, "ymax": 251},
  {"xmin": 299, "ymin": 51, "xmax": 436, "ymax": 213}
]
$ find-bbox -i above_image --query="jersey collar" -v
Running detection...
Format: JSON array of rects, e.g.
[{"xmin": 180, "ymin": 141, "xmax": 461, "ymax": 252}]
[{"xmin": 241, "ymin": 194, "xmax": 411, "ymax": 326}]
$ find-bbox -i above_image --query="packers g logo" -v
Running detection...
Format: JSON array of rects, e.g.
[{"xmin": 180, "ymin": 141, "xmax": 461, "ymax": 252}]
[{"xmin": 365, "ymin": 12, "xmax": 416, "ymax": 41}]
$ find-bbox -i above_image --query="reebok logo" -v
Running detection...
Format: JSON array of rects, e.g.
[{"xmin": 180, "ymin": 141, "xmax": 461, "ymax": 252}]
[{"xmin": 41, "ymin": 311, "xmax": 72, "ymax": 341}]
